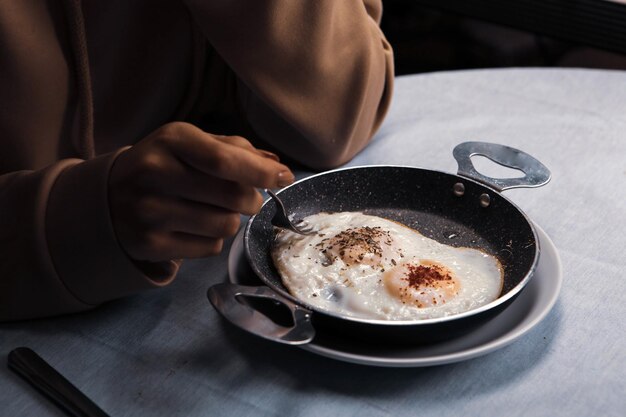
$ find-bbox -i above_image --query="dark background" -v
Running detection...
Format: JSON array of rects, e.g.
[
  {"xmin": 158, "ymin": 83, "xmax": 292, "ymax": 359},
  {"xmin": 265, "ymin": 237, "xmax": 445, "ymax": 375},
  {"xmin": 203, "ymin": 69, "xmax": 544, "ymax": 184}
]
[{"xmin": 380, "ymin": 2, "xmax": 626, "ymax": 75}]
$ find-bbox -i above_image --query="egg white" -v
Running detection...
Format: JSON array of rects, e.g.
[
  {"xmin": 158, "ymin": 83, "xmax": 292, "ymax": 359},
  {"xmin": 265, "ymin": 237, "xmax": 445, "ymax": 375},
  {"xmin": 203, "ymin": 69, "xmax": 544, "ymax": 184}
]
[{"xmin": 271, "ymin": 212, "xmax": 504, "ymax": 320}]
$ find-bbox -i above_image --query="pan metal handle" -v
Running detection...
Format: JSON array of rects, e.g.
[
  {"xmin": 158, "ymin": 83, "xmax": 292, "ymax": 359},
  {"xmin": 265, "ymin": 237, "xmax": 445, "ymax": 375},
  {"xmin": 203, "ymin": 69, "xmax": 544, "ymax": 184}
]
[
  {"xmin": 453, "ymin": 142, "xmax": 551, "ymax": 192},
  {"xmin": 208, "ymin": 283, "xmax": 315, "ymax": 345}
]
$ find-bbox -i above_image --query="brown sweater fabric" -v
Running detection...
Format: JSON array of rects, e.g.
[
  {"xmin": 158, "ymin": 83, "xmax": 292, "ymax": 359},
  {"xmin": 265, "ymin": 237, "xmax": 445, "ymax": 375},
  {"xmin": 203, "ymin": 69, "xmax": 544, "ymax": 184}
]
[{"xmin": 0, "ymin": 0, "xmax": 394, "ymax": 321}]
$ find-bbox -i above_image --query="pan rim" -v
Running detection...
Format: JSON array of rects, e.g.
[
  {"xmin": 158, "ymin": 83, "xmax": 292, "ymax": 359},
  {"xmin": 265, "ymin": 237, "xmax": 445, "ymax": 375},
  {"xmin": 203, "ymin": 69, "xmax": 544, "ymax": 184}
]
[{"xmin": 244, "ymin": 164, "xmax": 540, "ymax": 327}]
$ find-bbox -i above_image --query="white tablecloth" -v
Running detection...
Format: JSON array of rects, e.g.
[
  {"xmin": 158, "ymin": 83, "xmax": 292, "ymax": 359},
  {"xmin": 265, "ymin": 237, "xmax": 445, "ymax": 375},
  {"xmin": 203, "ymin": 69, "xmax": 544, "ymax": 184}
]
[{"xmin": 1, "ymin": 68, "xmax": 625, "ymax": 416}]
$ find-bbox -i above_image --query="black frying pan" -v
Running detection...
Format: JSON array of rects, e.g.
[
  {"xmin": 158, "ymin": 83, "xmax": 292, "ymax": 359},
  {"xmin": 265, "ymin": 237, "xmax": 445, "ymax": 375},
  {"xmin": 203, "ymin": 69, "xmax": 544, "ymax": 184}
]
[{"xmin": 209, "ymin": 142, "xmax": 551, "ymax": 345}]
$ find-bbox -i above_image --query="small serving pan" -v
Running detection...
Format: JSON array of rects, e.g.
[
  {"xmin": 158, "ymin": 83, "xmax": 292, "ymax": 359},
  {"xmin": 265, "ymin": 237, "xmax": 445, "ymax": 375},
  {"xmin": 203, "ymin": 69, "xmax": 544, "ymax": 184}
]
[{"xmin": 209, "ymin": 142, "xmax": 551, "ymax": 345}]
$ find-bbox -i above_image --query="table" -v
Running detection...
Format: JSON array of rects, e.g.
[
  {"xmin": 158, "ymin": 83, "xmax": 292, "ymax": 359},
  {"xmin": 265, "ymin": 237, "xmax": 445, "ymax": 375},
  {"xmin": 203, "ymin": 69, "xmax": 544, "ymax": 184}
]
[{"xmin": 1, "ymin": 68, "xmax": 625, "ymax": 417}]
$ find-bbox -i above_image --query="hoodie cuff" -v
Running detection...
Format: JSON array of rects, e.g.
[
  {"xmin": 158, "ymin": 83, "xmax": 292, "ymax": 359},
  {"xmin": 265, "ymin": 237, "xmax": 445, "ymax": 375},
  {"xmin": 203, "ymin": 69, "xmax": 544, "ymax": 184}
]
[{"xmin": 46, "ymin": 149, "xmax": 178, "ymax": 306}]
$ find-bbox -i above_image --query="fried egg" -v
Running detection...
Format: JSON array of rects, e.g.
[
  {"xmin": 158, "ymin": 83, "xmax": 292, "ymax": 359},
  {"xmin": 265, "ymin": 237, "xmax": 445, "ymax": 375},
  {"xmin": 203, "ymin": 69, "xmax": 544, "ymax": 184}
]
[{"xmin": 271, "ymin": 212, "xmax": 504, "ymax": 320}]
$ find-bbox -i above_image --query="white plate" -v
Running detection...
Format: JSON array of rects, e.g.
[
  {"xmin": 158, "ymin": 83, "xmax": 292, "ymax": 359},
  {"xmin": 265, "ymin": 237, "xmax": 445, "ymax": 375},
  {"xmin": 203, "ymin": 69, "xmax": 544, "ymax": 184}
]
[{"xmin": 227, "ymin": 223, "xmax": 562, "ymax": 367}]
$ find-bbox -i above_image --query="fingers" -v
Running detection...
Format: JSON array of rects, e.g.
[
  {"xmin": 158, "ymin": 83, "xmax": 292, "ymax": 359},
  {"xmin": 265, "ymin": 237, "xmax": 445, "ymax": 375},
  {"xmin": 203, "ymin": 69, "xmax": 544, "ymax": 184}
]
[
  {"xmin": 119, "ymin": 197, "xmax": 241, "ymax": 261},
  {"xmin": 175, "ymin": 177, "xmax": 264, "ymax": 215},
  {"xmin": 142, "ymin": 197, "xmax": 242, "ymax": 237},
  {"xmin": 136, "ymin": 150, "xmax": 264, "ymax": 215},
  {"xmin": 135, "ymin": 232, "xmax": 225, "ymax": 261},
  {"xmin": 166, "ymin": 233, "xmax": 224, "ymax": 259},
  {"xmin": 163, "ymin": 123, "xmax": 294, "ymax": 188},
  {"xmin": 212, "ymin": 135, "xmax": 280, "ymax": 161}
]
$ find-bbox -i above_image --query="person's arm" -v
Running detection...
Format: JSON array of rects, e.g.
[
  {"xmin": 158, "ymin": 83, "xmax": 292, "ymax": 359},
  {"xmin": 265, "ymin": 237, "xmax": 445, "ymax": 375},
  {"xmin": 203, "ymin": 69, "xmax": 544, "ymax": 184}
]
[
  {"xmin": 185, "ymin": 0, "xmax": 394, "ymax": 169},
  {"xmin": 0, "ymin": 152, "xmax": 177, "ymax": 321},
  {"xmin": 0, "ymin": 123, "xmax": 294, "ymax": 322}
]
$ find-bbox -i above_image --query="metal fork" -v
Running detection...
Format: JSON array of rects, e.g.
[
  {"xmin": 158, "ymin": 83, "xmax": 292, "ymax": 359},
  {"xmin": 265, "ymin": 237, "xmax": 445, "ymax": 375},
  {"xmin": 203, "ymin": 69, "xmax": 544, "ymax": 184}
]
[{"xmin": 265, "ymin": 189, "xmax": 315, "ymax": 235}]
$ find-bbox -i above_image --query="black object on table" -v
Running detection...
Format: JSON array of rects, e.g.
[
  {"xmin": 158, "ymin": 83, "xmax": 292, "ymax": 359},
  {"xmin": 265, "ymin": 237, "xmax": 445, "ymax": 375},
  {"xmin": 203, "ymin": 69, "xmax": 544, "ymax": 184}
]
[{"xmin": 8, "ymin": 347, "xmax": 110, "ymax": 417}]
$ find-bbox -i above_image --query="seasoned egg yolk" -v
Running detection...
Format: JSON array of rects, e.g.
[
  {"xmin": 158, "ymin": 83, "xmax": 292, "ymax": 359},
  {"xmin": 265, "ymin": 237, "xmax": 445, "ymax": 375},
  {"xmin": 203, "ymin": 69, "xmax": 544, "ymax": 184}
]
[
  {"xmin": 317, "ymin": 226, "xmax": 398, "ymax": 267},
  {"xmin": 384, "ymin": 260, "xmax": 460, "ymax": 308}
]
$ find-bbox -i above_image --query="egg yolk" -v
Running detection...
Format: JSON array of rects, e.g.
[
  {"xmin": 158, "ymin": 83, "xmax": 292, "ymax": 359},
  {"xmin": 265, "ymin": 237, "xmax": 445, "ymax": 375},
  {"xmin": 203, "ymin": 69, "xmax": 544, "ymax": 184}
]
[
  {"xmin": 317, "ymin": 226, "xmax": 398, "ymax": 268},
  {"xmin": 384, "ymin": 260, "xmax": 460, "ymax": 308}
]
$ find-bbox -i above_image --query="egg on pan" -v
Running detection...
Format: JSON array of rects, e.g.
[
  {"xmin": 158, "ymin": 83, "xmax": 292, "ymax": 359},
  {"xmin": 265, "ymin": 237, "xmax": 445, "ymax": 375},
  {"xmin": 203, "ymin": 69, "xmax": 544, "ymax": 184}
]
[{"xmin": 271, "ymin": 212, "xmax": 504, "ymax": 321}]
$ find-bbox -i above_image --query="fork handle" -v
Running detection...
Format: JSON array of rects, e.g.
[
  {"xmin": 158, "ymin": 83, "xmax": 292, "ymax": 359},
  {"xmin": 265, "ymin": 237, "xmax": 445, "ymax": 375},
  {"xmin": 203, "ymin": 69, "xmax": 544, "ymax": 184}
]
[{"xmin": 264, "ymin": 189, "xmax": 291, "ymax": 229}]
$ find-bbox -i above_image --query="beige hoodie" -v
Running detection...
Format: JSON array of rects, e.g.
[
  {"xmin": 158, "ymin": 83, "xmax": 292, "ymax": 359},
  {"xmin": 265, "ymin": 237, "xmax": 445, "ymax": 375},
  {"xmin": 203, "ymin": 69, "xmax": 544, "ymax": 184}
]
[{"xmin": 0, "ymin": 0, "xmax": 393, "ymax": 320}]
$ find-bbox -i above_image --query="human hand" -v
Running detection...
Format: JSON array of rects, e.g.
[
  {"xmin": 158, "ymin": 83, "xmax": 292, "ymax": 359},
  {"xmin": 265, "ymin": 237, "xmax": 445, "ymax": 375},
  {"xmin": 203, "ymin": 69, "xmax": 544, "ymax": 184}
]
[{"xmin": 108, "ymin": 122, "xmax": 294, "ymax": 262}]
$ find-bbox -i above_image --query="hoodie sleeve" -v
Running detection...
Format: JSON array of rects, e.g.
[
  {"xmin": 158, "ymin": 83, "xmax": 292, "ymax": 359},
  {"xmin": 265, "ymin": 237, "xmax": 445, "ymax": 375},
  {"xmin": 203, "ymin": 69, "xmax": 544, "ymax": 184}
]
[
  {"xmin": 0, "ymin": 151, "xmax": 178, "ymax": 321},
  {"xmin": 184, "ymin": 0, "xmax": 394, "ymax": 170}
]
